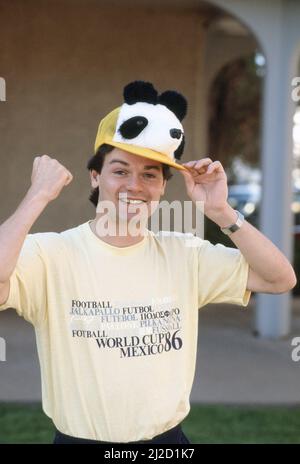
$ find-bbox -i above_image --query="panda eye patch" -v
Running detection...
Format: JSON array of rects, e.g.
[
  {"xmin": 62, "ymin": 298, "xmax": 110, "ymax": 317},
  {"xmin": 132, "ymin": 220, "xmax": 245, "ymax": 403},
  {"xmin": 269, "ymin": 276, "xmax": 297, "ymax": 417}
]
[{"xmin": 119, "ymin": 116, "xmax": 148, "ymax": 139}]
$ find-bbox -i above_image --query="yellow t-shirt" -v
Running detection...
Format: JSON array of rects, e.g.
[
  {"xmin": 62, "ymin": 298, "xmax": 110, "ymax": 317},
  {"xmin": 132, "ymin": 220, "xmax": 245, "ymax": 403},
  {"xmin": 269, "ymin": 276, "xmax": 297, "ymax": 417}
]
[{"xmin": 0, "ymin": 221, "xmax": 251, "ymax": 442}]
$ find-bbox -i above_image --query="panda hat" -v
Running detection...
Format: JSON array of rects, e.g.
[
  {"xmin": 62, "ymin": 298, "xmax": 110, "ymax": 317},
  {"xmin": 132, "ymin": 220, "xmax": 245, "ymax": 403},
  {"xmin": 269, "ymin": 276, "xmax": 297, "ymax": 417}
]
[{"xmin": 94, "ymin": 80, "xmax": 188, "ymax": 171}]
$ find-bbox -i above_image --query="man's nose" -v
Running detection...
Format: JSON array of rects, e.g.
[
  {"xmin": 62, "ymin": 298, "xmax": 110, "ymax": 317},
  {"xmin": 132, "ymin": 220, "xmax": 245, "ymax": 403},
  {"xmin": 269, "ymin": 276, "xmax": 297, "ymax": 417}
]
[
  {"xmin": 126, "ymin": 174, "xmax": 143, "ymax": 191},
  {"xmin": 170, "ymin": 128, "xmax": 182, "ymax": 139}
]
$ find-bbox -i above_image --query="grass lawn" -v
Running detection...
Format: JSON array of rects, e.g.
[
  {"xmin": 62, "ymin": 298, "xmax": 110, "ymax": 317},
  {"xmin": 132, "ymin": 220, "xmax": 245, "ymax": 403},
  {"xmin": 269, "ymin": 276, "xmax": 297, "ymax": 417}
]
[{"xmin": 0, "ymin": 403, "xmax": 300, "ymax": 444}]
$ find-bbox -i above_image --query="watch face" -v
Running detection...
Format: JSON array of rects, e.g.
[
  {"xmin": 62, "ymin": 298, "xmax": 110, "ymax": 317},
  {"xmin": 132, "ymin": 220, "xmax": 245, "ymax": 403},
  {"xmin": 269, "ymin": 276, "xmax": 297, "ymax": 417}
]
[
  {"xmin": 230, "ymin": 224, "xmax": 239, "ymax": 232},
  {"xmin": 221, "ymin": 210, "xmax": 244, "ymax": 235}
]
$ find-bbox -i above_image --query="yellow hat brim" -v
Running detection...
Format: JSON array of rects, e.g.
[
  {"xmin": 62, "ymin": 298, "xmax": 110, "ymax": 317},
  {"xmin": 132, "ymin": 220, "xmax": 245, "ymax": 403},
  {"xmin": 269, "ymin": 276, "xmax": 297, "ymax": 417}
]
[
  {"xmin": 94, "ymin": 107, "xmax": 187, "ymax": 171},
  {"xmin": 102, "ymin": 138, "xmax": 187, "ymax": 171}
]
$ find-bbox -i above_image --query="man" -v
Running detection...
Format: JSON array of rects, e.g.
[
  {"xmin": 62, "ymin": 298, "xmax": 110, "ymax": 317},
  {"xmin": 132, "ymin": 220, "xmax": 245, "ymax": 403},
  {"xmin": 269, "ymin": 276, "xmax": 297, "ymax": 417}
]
[{"xmin": 0, "ymin": 81, "xmax": 296, "ymax": 444}]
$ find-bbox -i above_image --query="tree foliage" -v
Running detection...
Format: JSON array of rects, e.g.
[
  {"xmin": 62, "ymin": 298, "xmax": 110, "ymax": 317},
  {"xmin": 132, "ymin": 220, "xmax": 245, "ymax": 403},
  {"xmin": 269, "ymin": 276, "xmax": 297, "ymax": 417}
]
[{"xmin": 208, "ymin": 54, "xmax": 262, "ymax": 170}]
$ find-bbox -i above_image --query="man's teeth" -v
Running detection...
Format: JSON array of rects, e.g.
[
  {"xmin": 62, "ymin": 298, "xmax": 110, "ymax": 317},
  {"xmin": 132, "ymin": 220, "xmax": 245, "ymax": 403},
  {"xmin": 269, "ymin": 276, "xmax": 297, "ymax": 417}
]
[{"xmin": 119, "ymin": 199, "xmax": 145, "ymax": 204}]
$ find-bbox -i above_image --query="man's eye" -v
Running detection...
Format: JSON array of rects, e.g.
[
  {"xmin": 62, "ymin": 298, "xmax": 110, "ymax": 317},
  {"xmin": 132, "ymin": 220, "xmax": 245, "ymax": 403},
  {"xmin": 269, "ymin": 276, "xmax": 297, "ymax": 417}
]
[
  {"xmin": 114, "ymin": 170, "xmax": 127, "ymax": 175},
  {"xmin": 144, "ymin": 173, "xmax": 156, "ymax": 179}
]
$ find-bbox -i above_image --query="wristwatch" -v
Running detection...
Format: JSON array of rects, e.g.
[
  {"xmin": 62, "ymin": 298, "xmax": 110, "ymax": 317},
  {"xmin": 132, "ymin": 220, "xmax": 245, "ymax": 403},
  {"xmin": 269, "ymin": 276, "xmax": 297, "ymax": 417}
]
[{"xmin": 220, "ymin": 210, "xmax": 244, "ymax": 236}]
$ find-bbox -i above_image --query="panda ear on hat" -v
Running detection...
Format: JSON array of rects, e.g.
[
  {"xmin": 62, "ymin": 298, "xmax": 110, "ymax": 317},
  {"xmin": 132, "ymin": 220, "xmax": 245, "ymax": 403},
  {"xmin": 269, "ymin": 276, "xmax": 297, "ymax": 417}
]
[
  {"xmin": 123, "ymin": 80, "xmax": 187, "ymax": 121},
  {"xmin": 123, "ymin": 81, "xmax": 158, "ymax": 105},
  {"xmin": 158, "ymin": 90, "xmax": 187, "ymax": 122}
]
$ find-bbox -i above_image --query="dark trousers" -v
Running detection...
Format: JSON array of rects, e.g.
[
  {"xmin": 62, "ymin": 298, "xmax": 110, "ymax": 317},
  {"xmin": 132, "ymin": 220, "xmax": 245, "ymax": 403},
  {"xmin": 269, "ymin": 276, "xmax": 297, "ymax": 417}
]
[{"xmin": 53, "ymin": 423, "xmax": 191, "ymax": 444}]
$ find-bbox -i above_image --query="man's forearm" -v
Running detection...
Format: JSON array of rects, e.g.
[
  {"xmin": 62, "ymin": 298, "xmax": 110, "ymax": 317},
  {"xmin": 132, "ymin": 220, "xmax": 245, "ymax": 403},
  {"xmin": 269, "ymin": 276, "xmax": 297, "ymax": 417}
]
[
  {"xmin": 206, "ymin": 203, "xmax": 297, "ymax": 286},
  {"xmin": 0, "ymin": 189, "xmax": 48, "ymax": 283}
]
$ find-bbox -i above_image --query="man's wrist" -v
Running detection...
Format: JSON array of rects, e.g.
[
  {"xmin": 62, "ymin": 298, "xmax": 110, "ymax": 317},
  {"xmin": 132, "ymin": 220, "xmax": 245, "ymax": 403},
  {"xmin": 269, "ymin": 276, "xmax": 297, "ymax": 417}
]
[
  {"xmin": 25, "ymin": 188, "xmax": 50, "ymax": 207},
  {"xmin": 205, "ymin": 204, "xmax": 238, "ymax": 228}
]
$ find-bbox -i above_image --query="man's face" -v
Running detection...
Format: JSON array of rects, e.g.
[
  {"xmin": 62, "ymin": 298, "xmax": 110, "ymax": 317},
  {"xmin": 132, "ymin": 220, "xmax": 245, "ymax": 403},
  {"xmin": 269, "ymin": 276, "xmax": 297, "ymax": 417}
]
[{"xmin": 90, "ymin": 148, "xmax": 167, "ymax": 226}]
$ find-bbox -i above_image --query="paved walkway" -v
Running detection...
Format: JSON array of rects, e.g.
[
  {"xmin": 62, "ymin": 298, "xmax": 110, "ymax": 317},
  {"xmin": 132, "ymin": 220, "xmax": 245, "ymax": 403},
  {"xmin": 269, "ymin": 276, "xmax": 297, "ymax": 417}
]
[{"xmin": 1, "ymin": 296, "xmax": 300, "ymax": 404}]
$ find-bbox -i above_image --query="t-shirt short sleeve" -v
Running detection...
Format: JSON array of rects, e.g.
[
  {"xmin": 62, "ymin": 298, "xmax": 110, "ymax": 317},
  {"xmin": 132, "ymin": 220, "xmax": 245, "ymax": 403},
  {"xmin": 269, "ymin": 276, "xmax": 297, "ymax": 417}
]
[
  {"xmin": 0, "ymin": 234, "xmax": 47, "ymax": 325},
  {"xmin": 197, "ymin": 239, "xmax": 251, "ymax": 308}
]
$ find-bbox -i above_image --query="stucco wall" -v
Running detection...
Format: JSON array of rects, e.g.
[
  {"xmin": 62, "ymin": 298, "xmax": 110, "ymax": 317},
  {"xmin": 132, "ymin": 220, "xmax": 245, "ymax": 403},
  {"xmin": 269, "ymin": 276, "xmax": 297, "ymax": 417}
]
[{"xmin": 0, "ymin": 0, "xmax": 206, "ymax": 232}]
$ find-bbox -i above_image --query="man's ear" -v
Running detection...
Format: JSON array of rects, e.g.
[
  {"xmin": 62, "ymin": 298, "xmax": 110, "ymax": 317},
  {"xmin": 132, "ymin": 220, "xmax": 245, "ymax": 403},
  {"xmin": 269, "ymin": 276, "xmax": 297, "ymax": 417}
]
[{"xmin": 90, "ymin": 170, "xmax": 100, "ymax": 189}]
